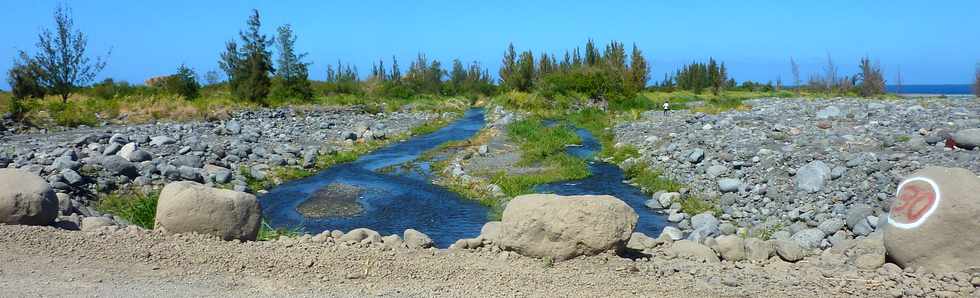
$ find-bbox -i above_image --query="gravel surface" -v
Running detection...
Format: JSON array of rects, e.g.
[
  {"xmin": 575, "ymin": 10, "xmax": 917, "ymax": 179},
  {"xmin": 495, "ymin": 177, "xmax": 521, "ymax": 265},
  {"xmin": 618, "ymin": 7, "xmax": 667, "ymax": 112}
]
[{"xmin": 1, "ymin": 224, "xmax": 958, "ymax": 297}]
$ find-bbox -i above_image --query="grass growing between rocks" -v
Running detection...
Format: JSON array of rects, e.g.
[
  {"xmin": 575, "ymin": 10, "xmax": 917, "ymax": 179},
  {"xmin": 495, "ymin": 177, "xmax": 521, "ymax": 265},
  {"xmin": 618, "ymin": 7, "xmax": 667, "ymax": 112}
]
[
  {"xmin": 257, "ymin": 221, "xmax": 303, "ymax": 241},
  {"xmin": 95, "ymin": 190, "xmax": 160, "ymax": 229}
]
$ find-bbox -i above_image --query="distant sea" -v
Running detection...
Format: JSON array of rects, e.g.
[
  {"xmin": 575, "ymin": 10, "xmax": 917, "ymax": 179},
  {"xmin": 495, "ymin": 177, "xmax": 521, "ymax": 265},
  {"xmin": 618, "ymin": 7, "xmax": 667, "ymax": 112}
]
[{"xmin": 886, "ymin": 84, "xmax": 974, "ymax": 95}]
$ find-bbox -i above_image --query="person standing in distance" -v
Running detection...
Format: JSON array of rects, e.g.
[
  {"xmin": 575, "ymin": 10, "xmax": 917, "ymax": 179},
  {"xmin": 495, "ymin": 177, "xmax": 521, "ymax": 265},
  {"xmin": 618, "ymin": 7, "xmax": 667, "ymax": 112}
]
[{"xmin": 663, "ymin": 100, "xmax": 670, "ymax": 116}]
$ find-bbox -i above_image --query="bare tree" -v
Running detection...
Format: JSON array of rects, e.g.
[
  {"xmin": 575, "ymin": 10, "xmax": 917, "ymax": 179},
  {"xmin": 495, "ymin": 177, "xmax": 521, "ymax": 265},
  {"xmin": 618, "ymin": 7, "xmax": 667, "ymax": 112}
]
[
  {"xmin": 974, "ymin": 63, "xmax": 980, "ymax": 97},
  {"xmin": 895, "ymin": 65, "xmax": 903, "ymax": 94},
  {"xmin": 34, "ymin": 4, "xmax": 108, "ymax": 103},
  {"xmin": 823, "ymin": 52, "xmax": 838, "ymax": 94},
  {"xmin": 790, "ymin": 57, "xmax": 801, "ymax": 95}
]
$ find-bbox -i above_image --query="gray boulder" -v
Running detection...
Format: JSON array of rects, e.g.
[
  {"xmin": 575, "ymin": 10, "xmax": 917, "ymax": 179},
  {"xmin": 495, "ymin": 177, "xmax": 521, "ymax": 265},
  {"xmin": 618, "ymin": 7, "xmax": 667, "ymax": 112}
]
[
  {"xmin": 494, "ymin": 194, "xmax": 638, "ymax": 261},
  {"xmin": 154, "ymin": 181, "xmax": 262, "ymax": 241},
  {"xmin": 884, "ymin": 167, "xmax": 980, "ymax": 273},
  {"xmin": 717, "ymin": 178, "xmax": 741, "ymax": 193},
  {"xmin": 951, "ymin": 128, "xmax": 980, "ymax": 149},
  {"xmin": 790, "ymin": 228, "xmax": 825, "ymax": 250},
  {"xmin": 150, "ymin": 136, "xmax": 177, "ymax": 146},
  {"xmin": 101, "ymin": 155, "xmax": 139, "ymax": 178},
  {"xmin": 60, "ymin": 169, "xmax": 84, "ymax": 185},
  {"xmin": 687, "ymin": 149, "xmax": 705, "ymax": 164},
  {"xmin": 796, "ymin": 160, "xmax": 831, "ymax": 193},
  {"xmin": 817, "ymin": 218, "xmax": 846, "ymax": 235},
  {"xmin": 0, "ymin": 169, "xmax": 59, "ymax": 225}
]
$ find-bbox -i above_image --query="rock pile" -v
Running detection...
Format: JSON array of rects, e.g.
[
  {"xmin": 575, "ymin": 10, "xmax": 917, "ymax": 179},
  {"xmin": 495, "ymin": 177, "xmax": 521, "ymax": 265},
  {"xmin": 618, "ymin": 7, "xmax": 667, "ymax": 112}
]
[
  {"xmin": 1, "ymin": 106, "xmax": 434, "ymax": 230},
  {"xmin": 615, "ymin": 98, "xmax": 980, "ymax": 258}
]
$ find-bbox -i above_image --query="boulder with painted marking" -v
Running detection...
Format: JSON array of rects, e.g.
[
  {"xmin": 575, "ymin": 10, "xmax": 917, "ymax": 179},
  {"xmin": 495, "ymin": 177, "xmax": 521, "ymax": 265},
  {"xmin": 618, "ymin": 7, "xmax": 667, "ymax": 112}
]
[
  {"xmin": 883, "ymin": 167, "xmax": 980, "ymax": 273},
  {"xmin": 494, "ymin": 194, "xmax": 638, "ymax": 261},
  {"xmin": 154, "ymin": 181, "xmax": 262, "ymax": 241},
  {"xmin": 0, "ymin": 169, "xmax": 58, "ymax": 225}
]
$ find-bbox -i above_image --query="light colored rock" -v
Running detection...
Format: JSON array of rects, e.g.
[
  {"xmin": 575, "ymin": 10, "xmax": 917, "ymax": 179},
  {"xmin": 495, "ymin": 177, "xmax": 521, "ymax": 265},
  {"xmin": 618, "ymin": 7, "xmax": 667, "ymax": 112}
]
[
  {"xmin": 884, "ymin": 167, "xmax": 980, "ymax": 273},
  {"xmin": 744, "ymin": 238, "xmax": 773, "ymax": 261},
  {"xmin": 790, "ymin": 228, "xmax": 825, "ymax": 250},
  {"xmin": 714, "ymin": 235, "xmax": 747, "ymax": 262},
  {"xmin": 668, "ymin": 240, "xmax": 719, "ymax": 263},
  {"xmin": 0, "ymin": 169, "xmax": 58, "ymax": 225},
  {"xmin": 817, "ymin": 218, "xmax": 846, "ymax": 236},
  {"xmin": 658, "ymin": 192, "xmax": 680, "ymax": 207},
  {"xmin": 855, "ymin": 253, "xmax": 885, "ymax": 270},
  {"xmin": 494, "ymin": 194, "xmax": 638, "ymax": 261},
  {"xmin": 81, "ymin": 216, "xmax": 115, "ymax": 232},
  {"xmin": 479, "ymin": 221, "xmax": 501, "ymax": 243},
  {"xmin": 660, "ymin": 226, "xmax": 684, "ymax": 241},
  {"xmin": 403, "ymin": 229, "xmax": 434, "ymax": 249},
  {"xmin": 340, "ymin": 228, "xmax": 382, "ymax": 244},
  {"xmin": 774, "ymin": 239, "xmax": 805, "ymax": 262},
  {"xmin": 816, "ymin": 106, "xmax": 842, "ymax": 119},
  {"xmin": 154, "ymin": 181, "xmax": 262, "ymax": 241},
  {"xmin": 796, "ymin": 160, "xmax": 831, "ymax": 193},
  {"xmin": 717, "ymin": 178, "xmax": 742, "ymax": 193},
  {"xmin": 626, "ymin": 232, "xmax": 662, "ymax": 250}
]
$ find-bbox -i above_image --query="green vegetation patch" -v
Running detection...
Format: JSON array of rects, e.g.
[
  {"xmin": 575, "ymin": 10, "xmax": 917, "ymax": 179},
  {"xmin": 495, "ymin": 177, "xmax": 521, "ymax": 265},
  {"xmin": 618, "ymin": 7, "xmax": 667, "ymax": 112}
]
[{"xmin": 95, "ymin": 190, "xmax": 160, "ymax": 229}]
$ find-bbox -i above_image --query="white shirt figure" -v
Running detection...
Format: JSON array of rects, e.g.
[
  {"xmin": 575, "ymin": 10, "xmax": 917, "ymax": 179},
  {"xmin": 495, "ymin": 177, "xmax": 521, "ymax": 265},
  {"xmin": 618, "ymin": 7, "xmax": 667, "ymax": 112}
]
[{"xmin": 663, "ymin": 102, "xmax": 669, "ymax": 110}]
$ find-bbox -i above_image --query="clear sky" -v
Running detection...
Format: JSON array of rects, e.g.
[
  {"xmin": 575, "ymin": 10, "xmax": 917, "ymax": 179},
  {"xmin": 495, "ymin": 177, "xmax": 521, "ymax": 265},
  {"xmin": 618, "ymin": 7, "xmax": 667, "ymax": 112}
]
[{"xmin": 1, "ymin": 0, "xmax": 977, "ymax": 89}]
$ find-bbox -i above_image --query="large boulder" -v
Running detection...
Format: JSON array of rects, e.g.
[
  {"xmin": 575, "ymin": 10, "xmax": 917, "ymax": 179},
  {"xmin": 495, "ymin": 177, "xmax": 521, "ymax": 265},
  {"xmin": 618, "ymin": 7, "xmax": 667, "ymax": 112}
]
[
  {"xmin": 951, "ymin": 128, "xmax": 980, "ymax": 149},
  {"xmin": 494, "ymin": 194, "xmax": 638, "ymax": 261},
  {"xmin": 0, "ymin": 169, "xmax": 58, "ymax": 225},
  {"xmin": 154, "ymin": 181, "xmax": 262, "ymax": 241},
  {"xmin": 883, "ymin": 167, "xmax": 980, "ymax": 273}
]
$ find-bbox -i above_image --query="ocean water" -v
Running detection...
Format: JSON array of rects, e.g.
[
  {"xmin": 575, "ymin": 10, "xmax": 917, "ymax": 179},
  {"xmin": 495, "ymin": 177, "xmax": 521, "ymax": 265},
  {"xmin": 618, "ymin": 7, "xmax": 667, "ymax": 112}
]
[{"xmin": 886, "ymin": 84, "xmax": 974, "ymax": 95}]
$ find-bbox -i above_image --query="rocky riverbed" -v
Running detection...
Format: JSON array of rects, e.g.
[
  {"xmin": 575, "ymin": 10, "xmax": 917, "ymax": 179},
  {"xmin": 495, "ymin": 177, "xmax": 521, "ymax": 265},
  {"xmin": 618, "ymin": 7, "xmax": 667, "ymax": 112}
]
[
  {"xmin": 0, "ymin": 106, "xmax": 439, "ymax": 228},
  {"xmin": 614, "ymin": 97, "xmax": 980, "ymax": 256}
]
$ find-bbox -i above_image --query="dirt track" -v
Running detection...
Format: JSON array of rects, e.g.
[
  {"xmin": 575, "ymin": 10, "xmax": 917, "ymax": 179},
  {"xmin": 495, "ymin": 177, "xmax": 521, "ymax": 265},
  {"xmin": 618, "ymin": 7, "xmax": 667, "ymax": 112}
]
[{"xmin": 0, "ymin": 224, "xmax": 925, "ymax": 297}]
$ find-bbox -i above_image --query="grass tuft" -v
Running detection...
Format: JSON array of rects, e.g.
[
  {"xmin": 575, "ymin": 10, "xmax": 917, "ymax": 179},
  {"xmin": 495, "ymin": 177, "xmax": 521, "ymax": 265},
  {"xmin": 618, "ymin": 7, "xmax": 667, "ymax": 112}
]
[{"xmin": 95, "ymin": 190, "xmax": 159, "ymax": 229}]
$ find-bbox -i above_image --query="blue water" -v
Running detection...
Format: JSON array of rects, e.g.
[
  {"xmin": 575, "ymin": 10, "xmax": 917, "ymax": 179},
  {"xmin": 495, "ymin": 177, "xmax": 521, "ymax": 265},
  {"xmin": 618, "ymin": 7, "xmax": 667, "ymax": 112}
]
[
  {"xmin": 260, "ymin": 108, "xmax": 666, "ymax": 247},
  {"xmin": 886, "ymin": 84, "xmax": 973, "ymax": 95},
  {"xmin": 260, "ymin": 109, "xmax": 491, "ymax": 247}
]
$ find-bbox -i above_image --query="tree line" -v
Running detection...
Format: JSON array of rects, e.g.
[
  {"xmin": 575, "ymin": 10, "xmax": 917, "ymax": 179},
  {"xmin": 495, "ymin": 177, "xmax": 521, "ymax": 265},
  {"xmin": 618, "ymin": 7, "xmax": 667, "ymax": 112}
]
[
  {"xmin": 497, "ymin": 39, "xmax": 650, "ymax": 101},
  {"xmin": 8, "ymin": 4, "xmax": 972, "ymax": 115}
]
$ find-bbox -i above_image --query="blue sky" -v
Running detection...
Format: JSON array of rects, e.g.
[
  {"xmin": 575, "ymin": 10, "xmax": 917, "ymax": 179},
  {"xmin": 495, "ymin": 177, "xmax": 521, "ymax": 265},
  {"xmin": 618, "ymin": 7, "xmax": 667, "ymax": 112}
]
[{"xmin": 1, "ymin": 0, "xmax": 978, "ymax": 89}]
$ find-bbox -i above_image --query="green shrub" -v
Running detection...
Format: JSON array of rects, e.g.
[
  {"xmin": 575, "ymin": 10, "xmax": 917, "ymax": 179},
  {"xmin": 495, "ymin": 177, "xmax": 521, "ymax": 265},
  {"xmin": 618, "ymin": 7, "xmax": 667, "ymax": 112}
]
[
  {"xmin": 95, "ymin": 191, "xmax": 159, "ymax": 229},
  {"xmin": 679, "ymin": 196, "xmax": 721, "ymax": 217}
]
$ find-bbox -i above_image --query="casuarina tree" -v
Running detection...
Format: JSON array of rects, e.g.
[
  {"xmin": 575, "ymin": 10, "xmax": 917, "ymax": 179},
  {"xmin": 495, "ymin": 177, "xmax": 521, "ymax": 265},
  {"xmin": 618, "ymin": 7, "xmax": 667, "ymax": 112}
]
[
  {"xmin": 33, "ymin": 4, "xmax": 108, "ymax": 103},
  {"xmin": 220, "ymin": 9, "xmax": 274, "ymax": 103},
  {"xmin": 270, "ymin": 24, "xmax": 313, "ymax": 101}
]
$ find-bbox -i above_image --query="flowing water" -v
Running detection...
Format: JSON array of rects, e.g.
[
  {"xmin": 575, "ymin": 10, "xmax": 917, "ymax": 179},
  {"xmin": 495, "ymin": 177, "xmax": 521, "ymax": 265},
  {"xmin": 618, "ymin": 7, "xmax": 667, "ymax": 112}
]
[{"xmin": 260, "ymin": 108, "xmax": 666, "ymax": 247}]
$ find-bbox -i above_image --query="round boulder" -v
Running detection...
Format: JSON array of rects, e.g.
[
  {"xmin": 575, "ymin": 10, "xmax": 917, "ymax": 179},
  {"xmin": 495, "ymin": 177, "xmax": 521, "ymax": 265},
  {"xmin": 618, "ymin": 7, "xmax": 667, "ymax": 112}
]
[
  {"xmin": 495, "ymin": 194, "xmax": 638, "ymax": 261},
  {"xmin": 0, "ymin": 169, "xmax": 58, "ymax": 225},
  {"xmin": 883, "ymin": 167, "xmax": 980, "ymax": 273},
  {"xmin": 154, "ymin": 181, "xmax": 262, "ymax": 241},
  {"xmin": 951, "ymin": 128, "xmax": 980, "ymax": 149}
]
